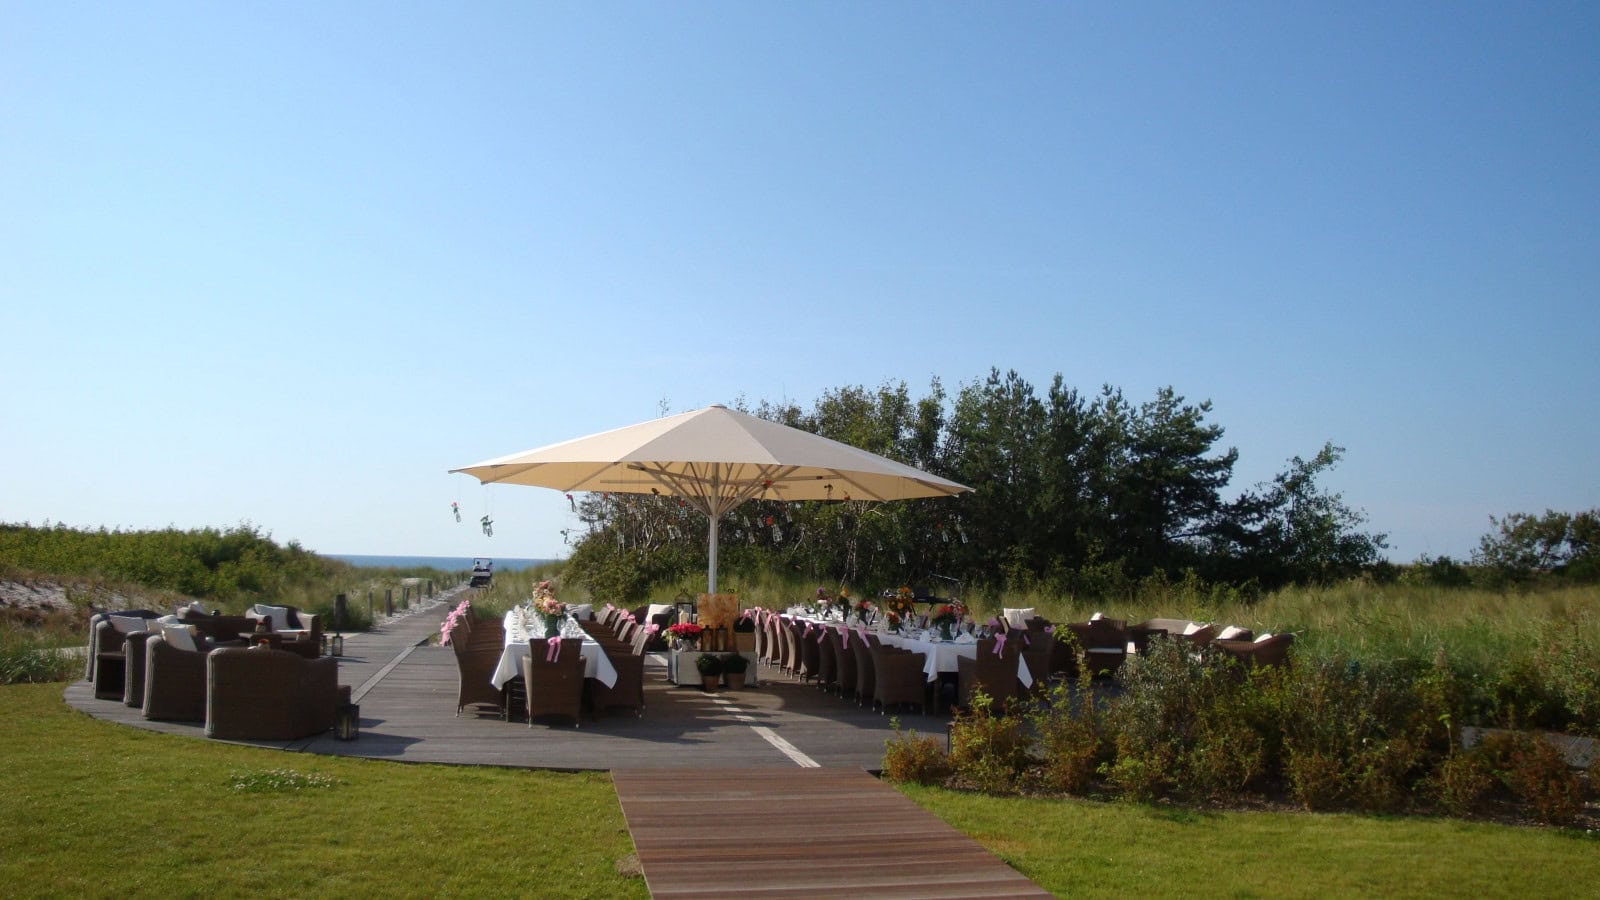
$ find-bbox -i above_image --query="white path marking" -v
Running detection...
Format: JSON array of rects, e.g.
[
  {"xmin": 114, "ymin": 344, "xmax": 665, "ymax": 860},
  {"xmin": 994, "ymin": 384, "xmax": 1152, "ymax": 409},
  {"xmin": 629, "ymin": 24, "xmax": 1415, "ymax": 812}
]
[{"xmin": 708, "ymin": 696, "xmax": 819, "ymax": 767}]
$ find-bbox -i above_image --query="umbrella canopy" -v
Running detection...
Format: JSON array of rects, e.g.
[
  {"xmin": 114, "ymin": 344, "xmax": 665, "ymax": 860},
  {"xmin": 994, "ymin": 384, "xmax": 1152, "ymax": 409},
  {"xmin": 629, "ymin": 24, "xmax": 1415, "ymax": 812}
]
[{"xmin": 450, "ymin": 404, "xmax": 972, "ymax": 592}]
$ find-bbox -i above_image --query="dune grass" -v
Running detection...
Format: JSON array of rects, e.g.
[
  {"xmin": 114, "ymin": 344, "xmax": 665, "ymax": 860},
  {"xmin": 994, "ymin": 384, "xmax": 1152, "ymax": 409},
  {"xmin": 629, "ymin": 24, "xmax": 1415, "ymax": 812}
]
[
  {"xmin": 899, "ymin": 784, "xmax": 1600, "ymax": 899},
  {"xmin": 0, "ymin": 684, "xmax": 646, "ymax": 899}
]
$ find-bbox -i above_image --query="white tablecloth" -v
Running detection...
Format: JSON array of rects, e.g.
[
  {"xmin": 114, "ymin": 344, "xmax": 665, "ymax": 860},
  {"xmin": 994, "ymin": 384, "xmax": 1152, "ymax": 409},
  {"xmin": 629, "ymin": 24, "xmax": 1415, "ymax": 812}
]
[{"xmin": 492, "ymin": 611, "xmax": 618, "ymax": 689}]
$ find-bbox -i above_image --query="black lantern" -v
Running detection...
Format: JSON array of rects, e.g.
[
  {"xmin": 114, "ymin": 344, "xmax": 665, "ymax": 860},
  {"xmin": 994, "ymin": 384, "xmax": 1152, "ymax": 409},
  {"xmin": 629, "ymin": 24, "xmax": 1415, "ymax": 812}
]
[{"xmin": 335, "ymin": 702, "xmax": 360, "ymax": 740}]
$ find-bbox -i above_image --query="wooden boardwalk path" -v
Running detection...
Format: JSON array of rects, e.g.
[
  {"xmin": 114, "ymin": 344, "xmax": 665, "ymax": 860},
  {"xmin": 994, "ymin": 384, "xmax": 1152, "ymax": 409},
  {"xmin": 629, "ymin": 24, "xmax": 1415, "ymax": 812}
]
[{"xmin": 613, "ymin": 767, "xmax": 1051, "ymax": 898}]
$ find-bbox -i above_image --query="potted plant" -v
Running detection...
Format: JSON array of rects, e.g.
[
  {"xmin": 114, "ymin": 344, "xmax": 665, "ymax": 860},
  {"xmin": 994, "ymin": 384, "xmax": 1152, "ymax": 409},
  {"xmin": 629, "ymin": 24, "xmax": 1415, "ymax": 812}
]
[
  {"xmin": 694, "ymin": 652, "xmax": 723, "ymax": 691},
  {"xmin": 720, "ymin": 652, "xmax": 750, "ymax": 689}
]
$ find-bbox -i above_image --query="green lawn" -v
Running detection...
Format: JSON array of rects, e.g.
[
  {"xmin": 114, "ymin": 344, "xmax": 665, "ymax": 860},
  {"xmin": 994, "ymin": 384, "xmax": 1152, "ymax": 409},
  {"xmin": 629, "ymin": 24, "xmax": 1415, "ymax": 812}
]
[
  {"xmin": 8, "ymin": 683, "xmax": 1596, "ymax": 899},
  {"xmin": 0, "ymin": 684, "xmax": 646, "ymax": 899},
  {"xmin": 899, "ymin": 784, "xmax": 1600, "ymax": 899}
]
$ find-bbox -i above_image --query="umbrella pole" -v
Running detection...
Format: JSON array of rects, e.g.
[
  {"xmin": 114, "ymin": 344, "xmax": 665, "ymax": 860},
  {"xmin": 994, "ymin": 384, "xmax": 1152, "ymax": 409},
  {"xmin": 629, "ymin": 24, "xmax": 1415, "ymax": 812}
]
[{"xmin": 707, "ymin": 515, "xmax": 719, "ymax": 594}]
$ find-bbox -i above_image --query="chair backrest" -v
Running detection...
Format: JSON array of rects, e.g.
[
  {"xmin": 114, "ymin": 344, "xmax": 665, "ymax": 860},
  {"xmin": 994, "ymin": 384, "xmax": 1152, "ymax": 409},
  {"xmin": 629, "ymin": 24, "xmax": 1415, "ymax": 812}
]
[{"xmin": 850, "ymin": 632, "xmax": 876, "ymax": 698}]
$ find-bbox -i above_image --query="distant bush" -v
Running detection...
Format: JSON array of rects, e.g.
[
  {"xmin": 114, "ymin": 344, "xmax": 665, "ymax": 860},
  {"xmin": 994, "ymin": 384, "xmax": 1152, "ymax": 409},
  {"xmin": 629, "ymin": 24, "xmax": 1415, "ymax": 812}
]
[{"xmin": 0, "ymin": 522, "xmax": 337, "ymax": 603}]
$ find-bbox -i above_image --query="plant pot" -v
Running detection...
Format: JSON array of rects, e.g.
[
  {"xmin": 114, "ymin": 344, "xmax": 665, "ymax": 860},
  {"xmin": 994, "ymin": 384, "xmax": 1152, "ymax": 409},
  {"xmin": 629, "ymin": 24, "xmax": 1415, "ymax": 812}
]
[
  {"xmin": 701, "ymin": 675, "xmax": 721, "ymax": 692},
  {"xmin": 725, "ymin": 672, "xmax": 746, "ymax": 690}
]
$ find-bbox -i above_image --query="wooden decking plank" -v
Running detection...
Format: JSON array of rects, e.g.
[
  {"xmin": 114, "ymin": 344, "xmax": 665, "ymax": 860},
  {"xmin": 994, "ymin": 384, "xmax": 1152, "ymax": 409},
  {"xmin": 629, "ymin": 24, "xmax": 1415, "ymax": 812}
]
[{"xmin": 613, "ymin": 767, "xmax": 1051, "ymax": 899}]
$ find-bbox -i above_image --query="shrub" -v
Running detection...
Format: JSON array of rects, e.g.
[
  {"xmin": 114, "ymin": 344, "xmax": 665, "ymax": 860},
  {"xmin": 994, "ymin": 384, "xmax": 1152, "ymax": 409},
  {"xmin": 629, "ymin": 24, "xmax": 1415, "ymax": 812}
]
[
  {"xmin": 1026, "ymin": 678, "xmax": 1105, "ymax": 795},
  {"xmin": 948, "ymin": 690, "xmax": 1027, "ymax": 793},
  {"xmin": 882, "ymin": 719, "xmax": 952, "ymax": 786},
  {"xmin": 1426, "ymin": 748, "xmax": 1497, "ymax": 817},
  {"xmin": 1493, "ymin": 732, "xmax": 1584, "ymax": 827}
]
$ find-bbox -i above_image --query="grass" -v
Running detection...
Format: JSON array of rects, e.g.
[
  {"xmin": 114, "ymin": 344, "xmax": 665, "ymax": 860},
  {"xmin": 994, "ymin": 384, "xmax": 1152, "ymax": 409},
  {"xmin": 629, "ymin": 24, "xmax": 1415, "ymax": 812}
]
[
  {"xmin": 0, "ymin": 684, "xmax": 646, "ymax": 899},
  {"xmin": 898, "ymin": 784, "xmax": 1600, "ymax": 899}
]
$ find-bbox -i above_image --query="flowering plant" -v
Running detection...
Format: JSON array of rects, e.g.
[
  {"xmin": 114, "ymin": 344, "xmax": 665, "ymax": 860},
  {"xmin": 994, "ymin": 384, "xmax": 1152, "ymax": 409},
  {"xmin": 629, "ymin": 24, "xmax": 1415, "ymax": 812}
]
[
  {"xmin": 666, "ymin": 622, "xmax": 703, "ymax": 649},
  {"xmin": 929, "ymin": 602, "xmax": 964, "ymax": 627},
  {"xmin": 852, "ymin": 598, "xmax": 874, "ymax": 623},
  {"xmin": 815, "ymin": 586, "xmax": 833, "ymax": 606},
  {"xmin": 886, "ymin": 611, "xmax": 902, "ymax": 632}
]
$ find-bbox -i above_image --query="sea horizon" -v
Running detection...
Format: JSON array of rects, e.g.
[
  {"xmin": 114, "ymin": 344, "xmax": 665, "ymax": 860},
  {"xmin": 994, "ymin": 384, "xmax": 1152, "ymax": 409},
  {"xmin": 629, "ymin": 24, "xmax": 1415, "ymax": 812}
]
[{"xmin": 325, "ymin": 554, "xmax": 561, "ymax": 572}]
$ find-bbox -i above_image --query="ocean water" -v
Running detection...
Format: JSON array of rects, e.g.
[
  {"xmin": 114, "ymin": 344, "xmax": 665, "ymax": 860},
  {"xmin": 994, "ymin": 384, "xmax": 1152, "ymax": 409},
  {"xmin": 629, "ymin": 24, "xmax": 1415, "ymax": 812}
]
[{"xmin": 326, "ymin": 554, "xmax": 559, "ymax": 572}]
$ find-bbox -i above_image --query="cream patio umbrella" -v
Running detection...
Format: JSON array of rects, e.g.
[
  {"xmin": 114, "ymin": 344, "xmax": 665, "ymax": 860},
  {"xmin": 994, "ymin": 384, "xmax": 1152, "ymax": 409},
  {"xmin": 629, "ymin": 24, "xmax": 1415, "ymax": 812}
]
[{"xmin": 449, "ymin": 404, "xmax": 972, "ymax": 592}]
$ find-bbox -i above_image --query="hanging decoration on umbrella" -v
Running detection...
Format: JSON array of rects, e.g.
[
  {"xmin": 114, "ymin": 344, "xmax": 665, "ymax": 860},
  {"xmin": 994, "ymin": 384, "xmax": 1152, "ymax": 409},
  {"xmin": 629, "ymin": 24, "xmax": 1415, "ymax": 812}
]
[
  {"xmin": 451, "ymin": 501, "xmax": 461, "ymax": 523},
  {"xmin": 566, "ymin": 493, "xmax": 575, "ymax": 512},
  {"xmin": 480, "ymin": 515, "xmax": 494, "ymax": 537}
]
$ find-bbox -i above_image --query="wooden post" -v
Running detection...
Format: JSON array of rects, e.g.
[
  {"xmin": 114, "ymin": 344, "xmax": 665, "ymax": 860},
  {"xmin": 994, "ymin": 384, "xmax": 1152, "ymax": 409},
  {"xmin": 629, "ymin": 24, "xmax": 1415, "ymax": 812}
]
[
  {"xmin": 368, "ymin": 590, "xmax": 374, "ymax": 622},
  {"xmin": 385, "ymin": 589, "xmax": 393, "ymax": 617}
]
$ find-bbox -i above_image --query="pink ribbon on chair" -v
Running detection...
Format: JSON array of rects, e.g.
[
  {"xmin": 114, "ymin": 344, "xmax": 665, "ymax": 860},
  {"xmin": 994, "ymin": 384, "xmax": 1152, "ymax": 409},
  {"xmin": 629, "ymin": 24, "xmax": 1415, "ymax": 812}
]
[
  {"xmin": 840, "ymin": 627, "xmax": 851, "ymax": 649},
  {"xmin": 803, "ymin": 622, "xmax": 815, "ymax": 638},
  {"xmin": 989, "ymin": 616, "xmax": 1003, "ymax": 631},
  {"xmin": 645, "ymin": 623, "xmax": 660, "ymax": 635},
  {"xmin": 993, "ymin": 633, "xmax": 1008, "ymax": 657},
  {"xmin": 855, "ymin": 625, "xmax": 869, "ymax": 644},
  {"xmin": 545, "ymin": 637, "xmax": 562, "ymax": 662},
  {"xmin": 814, "ymin": 627, "xmax": 828, "ymax": 643}
]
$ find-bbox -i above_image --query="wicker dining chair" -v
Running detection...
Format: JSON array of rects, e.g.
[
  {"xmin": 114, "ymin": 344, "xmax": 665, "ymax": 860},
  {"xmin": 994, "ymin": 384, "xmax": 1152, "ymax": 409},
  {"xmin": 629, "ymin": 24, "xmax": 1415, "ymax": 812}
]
[
  {"xmin": 524, "ymin": 638, "xmax": 585, "ymax": 727},
  {"xmin": 815, "ymin": 628, "xmax": 838, "ymax": 691},
  {"xmin": 850, "ymin": 633, "xmax": 876, "ymax": 706},
  {"xmin": 780, "ymin": 619, "xmax": 800, "ymax": 676},
  {"xmin": 871, "ymin": 646, "xmax": 927, "ymax": 714},
  {"xmin": 449, "ymin": 621, "xmax": 505, "ymax": 717},
  {"xmin": 957, "ymin": 638, "xmax": 1022, "ymax": 711},
  {"xmin": 590, "ymin": 632, "xmax": 646, "ymax": 718},
  {"xmin": 826, "ymin": 630, "xmax": 857, "ymax": 700},
  {"xmin": 797, "ymin": 625, "xmax": 822, "ymax": 683}
]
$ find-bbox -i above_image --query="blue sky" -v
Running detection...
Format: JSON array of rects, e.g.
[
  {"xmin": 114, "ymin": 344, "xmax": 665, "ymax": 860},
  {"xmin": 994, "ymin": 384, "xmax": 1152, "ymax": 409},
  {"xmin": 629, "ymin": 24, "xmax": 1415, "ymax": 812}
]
[{"xmin": 3, "ymin": 3, "xmax": 1596, "ymax": 562}]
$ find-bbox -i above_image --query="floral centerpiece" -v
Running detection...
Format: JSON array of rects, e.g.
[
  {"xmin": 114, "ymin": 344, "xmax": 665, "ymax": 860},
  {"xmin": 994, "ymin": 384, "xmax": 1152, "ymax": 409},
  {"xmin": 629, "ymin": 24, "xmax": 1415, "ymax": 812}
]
[
  {"xmin": 666, "ymin": 622, "xmax": 703, "ymax": 650},
  {"xmin": 530, "ymin": 580, "xmax": 566, "ymax": 637},
  {"xmin": 929, "ymin": 601, "xmax": 965, "ymax": 640},
  {"xmin": 887, "ymin": 586, "xmax": 917, "ymax": 619},
  {"xmin": 885, "ymin": 611, "xmax": 903, "ymax": 633},
  {"xmin": 852, "ymin": 597, "xmax": 874, "ymax": 624}
]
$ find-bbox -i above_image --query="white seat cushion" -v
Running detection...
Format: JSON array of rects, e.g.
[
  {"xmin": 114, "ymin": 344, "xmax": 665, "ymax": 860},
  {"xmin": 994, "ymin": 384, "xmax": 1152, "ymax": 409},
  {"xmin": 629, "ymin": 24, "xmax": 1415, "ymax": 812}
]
[
  {"xmin": 1182, "ymin": 622, "xmax": 1208, "ymax": 636},
  {"xmin": 161, "ymin": 623, "xmax": 198, "ymax": 653},
  {"xmin": 1217, "ymin": 625, "xmax": 1248, "ymax": 640},
  {"xmin": 568, "ymin": 603, "xmax": 593, "ymax": 621},
  {"xmin": 1002, "ymin": 607, "xmax": 1035, "ymax": 629},
  {"xmin": 252, "ymin": 604, "xmax": 296, "ymax": 631},
  {"xmin": 1253, "ymin": 632, "xmax": 1275, "ymax": 643},
  {"xmin": 109, "ymin": 614, "xmax": 152, "ymax": 634}
]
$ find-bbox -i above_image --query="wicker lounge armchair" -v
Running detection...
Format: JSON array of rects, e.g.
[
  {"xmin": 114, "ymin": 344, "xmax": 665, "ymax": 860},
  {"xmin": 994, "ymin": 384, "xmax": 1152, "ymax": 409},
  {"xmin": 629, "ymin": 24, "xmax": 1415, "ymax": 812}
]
[
  {"xmin": 957, "ymin": 638, "xmax": 1023, "ymax": 710},
  {"xmin": 447, "ymin": 621, "xmax": 505, "ymax": 717},
  {"xmin": 179, "ymin": 613, "xmax": 256, "ymax": 646},
  {"xmin": 205, "ymin": 647, "xmax": 343, "ymax": 741},
  {"xmin": 141, "ymin": 633, "xmax": 211, "ymax": 722},
  {"xmin": 1064, "ymin": 619, "xmax": 1130, "ymax": 676},
  {"xmin": 523, "ymin": 638, "xmax": 585, "ymax": 727},
  {"xmin": 243, "ymin": 605, "xmax": 324, "ymax": 658},
  {"xmin": 1213, "ymin": 633, "xmax": 1295, "ymax": 668},
  {"xmin": 85, "ymin": 610, "xmax": 162, "ymax": 682},
  {"xmin": 122, "ymin": 630, "xmax": 159, "ymax": 707},
  {"xmin": 871, "ymin": 646, "xmax": 927, "ymax": 714}
]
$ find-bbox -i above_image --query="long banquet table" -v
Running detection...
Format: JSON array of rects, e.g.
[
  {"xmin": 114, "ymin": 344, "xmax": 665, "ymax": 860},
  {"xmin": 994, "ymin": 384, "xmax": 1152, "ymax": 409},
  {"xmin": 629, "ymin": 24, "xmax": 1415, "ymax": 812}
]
[
  {"xmin": 784, "ymin": 612, "xmax": 1034, "ymax": 686},
  {"xmin": 492, "ymin": 611, "xmax": 619, "ymax": 690}
]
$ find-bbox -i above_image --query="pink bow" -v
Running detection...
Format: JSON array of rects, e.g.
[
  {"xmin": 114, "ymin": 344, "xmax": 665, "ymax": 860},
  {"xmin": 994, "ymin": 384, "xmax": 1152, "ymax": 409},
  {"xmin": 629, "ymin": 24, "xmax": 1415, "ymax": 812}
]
[
  {"xmin": 841, "ymin": 628, "xmax": 851, "ymax": 649},
  {"xmin": 855, "ymin": 625, "xmax": 869, "ymax": 644},
  {"xmin": 989, "ymin": 616, "xmax": 1003, "ymax": 631},
  {"xmin": 545, "ymin": 637, "xmax": 562, "ymax": 661},
  {"xmin": 803, "ymin": 622, "xmax": 815, "ymax": 637},
  {"xmin": 993, "ymin": 633, "xmax": 1008, "ymax": 657},
  {"xmin": 645, "ymin": 623, "xmax": 660, "ymax": 635}
]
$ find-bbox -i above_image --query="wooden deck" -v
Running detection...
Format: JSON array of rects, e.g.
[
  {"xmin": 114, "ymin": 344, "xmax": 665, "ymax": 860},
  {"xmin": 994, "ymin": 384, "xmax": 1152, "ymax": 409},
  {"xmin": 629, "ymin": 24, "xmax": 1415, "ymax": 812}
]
[{"xmin": 614, "ymin": 767, "xmax": 1052, "ymax": 898}]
